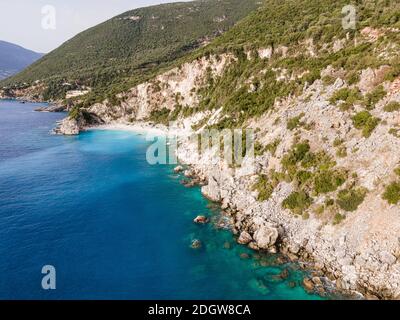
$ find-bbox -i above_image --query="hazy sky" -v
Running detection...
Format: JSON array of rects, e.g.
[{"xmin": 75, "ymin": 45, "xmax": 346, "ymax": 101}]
[{"xmin": 0, "ymin": 0, "xmax": 191, "ymax": 53}]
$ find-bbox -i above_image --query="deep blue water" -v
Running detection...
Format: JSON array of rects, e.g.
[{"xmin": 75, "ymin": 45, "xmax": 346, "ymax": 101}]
[{"xmin": 0, "ymin": 100, "xmax": 325, "ymax": 300}]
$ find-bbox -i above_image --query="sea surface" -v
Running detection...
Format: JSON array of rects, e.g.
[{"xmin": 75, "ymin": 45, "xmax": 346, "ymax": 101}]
[{"xmin": 0, "ymin": 100, "xmax": 327, "ymax": 299}]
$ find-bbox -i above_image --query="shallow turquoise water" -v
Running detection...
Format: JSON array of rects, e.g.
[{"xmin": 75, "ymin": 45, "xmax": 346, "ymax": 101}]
[{"xmin": 0, "ymin": 100, "xmax": 325, "ymax": 299}]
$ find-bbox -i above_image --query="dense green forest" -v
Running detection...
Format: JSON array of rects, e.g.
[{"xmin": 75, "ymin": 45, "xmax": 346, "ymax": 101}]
[{"xmin": 0, "ymin": 0, "xmax": 261, "ymax": 102}]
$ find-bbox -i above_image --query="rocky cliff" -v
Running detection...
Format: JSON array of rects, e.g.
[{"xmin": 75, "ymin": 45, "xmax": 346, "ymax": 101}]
[{"xmin": 56, "ymin": 54, "xmax": 233, "ymax": 134}]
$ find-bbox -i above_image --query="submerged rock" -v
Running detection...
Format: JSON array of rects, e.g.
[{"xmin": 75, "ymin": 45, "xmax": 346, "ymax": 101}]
[
  {"xmin": 275, "ymin": 256, "xmax": 287, "ymax": 265},
  {"xmin": 191, "ymin": 239, "xmax": 202, "ymax": 249},
  {"xmin": 193, "ymin": 215, "xmax": 209, "ymax": 224},
  {"xmin": 248, "ymin": 278, "xmax": 270, "ymax": 295},
  {"xmin": 240, "ymin": 253, "xmax": 250, "ymax": 260},
  {"xmin": 174, "ymin": 165, "xmax": 184, "ymax": 173},
  {"xmin": 279, "ymin": 268, "xmax": 290, "ymax": 280},
  {"xmin": 223, "ymin": 242, "xmax": 231, "ymax": 249},
  {"xmin": 270, "ymin": 268, "xmax": 290, "ymax": 282},
  {"xmin": 214, "ymin": 215, "xmax": 234, "ymax": 230}
]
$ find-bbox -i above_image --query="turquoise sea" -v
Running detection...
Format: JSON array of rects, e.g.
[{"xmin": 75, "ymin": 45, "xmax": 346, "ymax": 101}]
[{"xmin": 0, "ymin": 100, "xmax": 326, "ymax": 299}]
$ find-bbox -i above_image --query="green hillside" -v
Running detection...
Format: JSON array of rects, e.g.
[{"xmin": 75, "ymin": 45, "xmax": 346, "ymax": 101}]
[
  {"xmin": 174, "ymin": 0, "xmax": 400, "ymax": 126},
  {"xmin": 1, "ymin": 0, "xmax": 261, "ymax": 101},
  {"xmin": 207, "ymin": 0, "xmax": 400, "ymax": 49}
]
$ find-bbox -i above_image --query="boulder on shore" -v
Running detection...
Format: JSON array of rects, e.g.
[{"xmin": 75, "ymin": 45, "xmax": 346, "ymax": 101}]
[
  {"xmin": 237, "ymin": 231, "xmax": 253, "ymax": 245},
  {"xmin": 174, "ymin": 165, "xmax": 184, "ymax": 173},
  {"xmin": 253, "ymin": 224, "xmax": 279, "ymax": 250},
  {"xmin": 193, "ymin": 215, "xmax": 209, "ymax": 224}
]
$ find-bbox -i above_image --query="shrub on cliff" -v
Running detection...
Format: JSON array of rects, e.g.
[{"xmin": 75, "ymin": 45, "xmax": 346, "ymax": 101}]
[
  {"xmin": 383, "ymin": 181, "xmax": 400, "ymax": 205},
  {"xmin": 336, "ymin": 187, "xmax": 366, "ymax": 212},
  {"xmin": 149, "ymin": 108, "xmax": 171, "ymax": 125},
  {"xmin": 384, "ymin": 101, "xmax": 400, "ymax": 112},
  {"xmin": 329, "ymin": 88, "xmax": 362, "ymax": 108},
  {"xmin": 265, "ymin": 139, "xmax": 281, "ymax": 156},
  {"xmin": 352, "ymin": 111, "xmax": 380, "ymax": 138},
  {"xmin": 281, "ymin": 141, "xmax": 311, "ymax": 170},
  {"xmin": 295, "ymin": 170, "xmax": 313, "ymax": 187},
  {"xmin": 287, "ymin": 113, "xmax": 305, "ymax": 130},
  {"xmin": 364, "ymin": 85, "xmax": 387, "ymax": 110},
  {"xmin": 333, "ymin": 213, "xmax": 346, "ymax": 225},
  {"xmin": 69, "ymin": 105, "xmax": 82, "ymax": 120},
  {"xmin": 282, "ymin": 191, "xmax": 313, "ymax": 215},
  {"xmin": 252, "ymin": 175, "xmax": 275, "ymax": 202},
  {"xmin": 313, "ymin": 170, "xmax": 347, "ymax": 195}
]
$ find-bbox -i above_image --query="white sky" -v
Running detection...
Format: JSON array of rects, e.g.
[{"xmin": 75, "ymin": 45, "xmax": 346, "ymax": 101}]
[{"xmin": 0, "ymin": 0, "xmax": 191, "ymax": 53}]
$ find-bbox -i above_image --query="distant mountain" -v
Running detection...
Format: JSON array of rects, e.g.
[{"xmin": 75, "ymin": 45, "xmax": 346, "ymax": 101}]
[
  {"xmin": 0, "ymin": 41, "xmax": 43, "ymax": 80},
  {"xmin": 1, "ymin": 0, "xmax": 261, "ymax": 101}
]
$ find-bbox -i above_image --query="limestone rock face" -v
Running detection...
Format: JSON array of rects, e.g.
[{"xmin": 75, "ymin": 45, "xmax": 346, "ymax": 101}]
[
  {"xmin": 201, "ymin": 177, "xmax": 221, "ymax": 202},
  {"xmin": 52, "ymin": 53, "xmax": 233, "ymax": 135},
  {"xmin": 54, "ymin": 117, "xmax": 80, "ymax": 135},
  {"xmin": 253, "ymin": 224, "xmax": 279, "ymax": 250},
  {"xmin": 237, "ymin": 231, "xmax": 252, "ymax": 245},
  {"xmin": 380, "ymin": 251, "xmax": 397, "ymax": 265},
  {"xmin": 54, "ymin": 110, "xmax": 104, "ymax": 135}
]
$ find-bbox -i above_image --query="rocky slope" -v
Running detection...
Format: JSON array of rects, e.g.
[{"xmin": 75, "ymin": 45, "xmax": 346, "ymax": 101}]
[{"xmin": 55, "ymin": 54, "xmax": 234, "ymax": 134}]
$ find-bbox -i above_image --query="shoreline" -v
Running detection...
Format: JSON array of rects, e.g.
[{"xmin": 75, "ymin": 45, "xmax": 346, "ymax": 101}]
[
  {"xmin": 86, "ymin": 123, "xmax": 168, "ymax": 136},
  {"xmin": 85, "ymin": 121, "xmax": 359, "ymax": 300}
]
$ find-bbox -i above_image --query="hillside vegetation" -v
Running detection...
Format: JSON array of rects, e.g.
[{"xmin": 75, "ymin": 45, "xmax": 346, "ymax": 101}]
[
  {"xmin": 182, "ymin": 0, "xmax": 400, "ymax": 126},
  {"xmin": 0, "ymin": 0, "xmax": 261, "ymax": 102}
]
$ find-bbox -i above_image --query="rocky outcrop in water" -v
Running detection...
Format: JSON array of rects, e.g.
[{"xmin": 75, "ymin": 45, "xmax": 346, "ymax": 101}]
[
  {"xmin": 35, "ymin": 105, "xmax": 67, "ymax": 112},
  {"xmin": 55, "ymin": 110, "xmax": 105, "ymax": 135},
  {"xmin": 194, "ymin": 216, "xmax": 209, "ymax": 224},
  {"xmin": 54, "ymin": 118, "xmax": 81, "ymax": 135}
]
